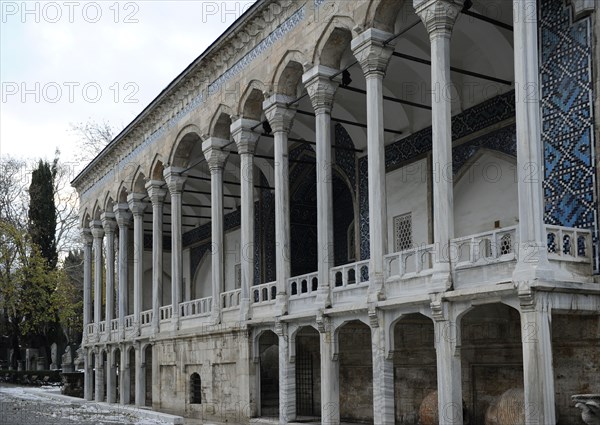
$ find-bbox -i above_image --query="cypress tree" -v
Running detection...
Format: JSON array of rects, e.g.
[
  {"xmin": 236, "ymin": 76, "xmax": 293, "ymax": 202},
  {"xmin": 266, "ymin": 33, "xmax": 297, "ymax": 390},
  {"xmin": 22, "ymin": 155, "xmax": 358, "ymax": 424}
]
[{"xmin": 28, "ymin": 160, "xmax": 58, "ymax": 269}]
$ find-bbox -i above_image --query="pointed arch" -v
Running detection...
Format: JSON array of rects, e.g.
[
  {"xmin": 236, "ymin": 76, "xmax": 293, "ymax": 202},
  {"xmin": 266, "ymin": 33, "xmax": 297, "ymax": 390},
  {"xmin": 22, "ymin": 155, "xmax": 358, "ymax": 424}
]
[
  {"xmin": 116, "ymin": 183, "xmax": 129, "ymax": 204},
  {"xmin": 103, "ymin": 194, "xmax": 115, "ymax": 213},
  {"xmin": 81, "ymin": 208, "xmax": 91, "ymax": 228},
  {"xmin": 149, "ymin": 154, "xmax": 165, "ymax": 181},
  {"xmin": 363, "ymin": 0, "xmax": 409, "ymax": 33},
  {"xmin": 208, "ymin": 104, "xmax": 235, "ymax": 139},
  {"xmin": 313, "ymin": 16, "xmax": 356, "ymax": 68},
  {"xmin": 131, "ymin": 167, "xmax": 147, "ymax": 194},
  {"xmin": 168, "ymin": 124, "xmax": 203, "ymax": 168},
  {"xmin": 91, "ymin": 201, "xmax": 103, "ymax": 221},
  {"xmin": 238, "ymin": 80, "xmax": 266, "ymax": 121},
  {"xmin": 270, "ymin": 50, "xmax": 309, "ymax": 97}
]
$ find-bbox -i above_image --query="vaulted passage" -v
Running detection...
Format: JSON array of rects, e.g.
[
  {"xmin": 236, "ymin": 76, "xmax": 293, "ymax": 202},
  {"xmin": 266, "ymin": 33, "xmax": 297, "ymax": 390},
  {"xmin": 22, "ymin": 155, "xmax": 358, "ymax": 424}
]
[
  {"xmin": 259, "ymin": 331, "xmax": 279, "ymax": 417},
  {"xmin": 338, "ymin": 321, "xmax": 373, "ymax": 423},
  {"xmin": 393, "ymin": 314, "xmax": 436, "ymax": 424},
  {"xmin": 461, "ymin": 304, "xmax": 523, "ymax": 424},
  {"xmin": 295, "ymin": 326, "xmax": 321, "ymax": 419}
]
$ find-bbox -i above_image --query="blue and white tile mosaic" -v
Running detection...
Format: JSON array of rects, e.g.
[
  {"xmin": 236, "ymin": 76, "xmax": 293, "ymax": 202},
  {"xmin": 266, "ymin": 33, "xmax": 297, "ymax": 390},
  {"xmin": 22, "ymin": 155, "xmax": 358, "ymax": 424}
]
[{"xmin": 539, "ymin": 0, "xmax": 596, "ymax": 249}]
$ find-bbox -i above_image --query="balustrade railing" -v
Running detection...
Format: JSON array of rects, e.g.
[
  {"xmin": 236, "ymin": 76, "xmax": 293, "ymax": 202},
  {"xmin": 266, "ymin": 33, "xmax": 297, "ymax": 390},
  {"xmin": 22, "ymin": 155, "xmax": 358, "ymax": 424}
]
[
  {"xmin": 546, "ymin": 225, "xmax": 592, "ymax": 262},
  {"xmin": 140, "ymin": 310, "xmax": 153, "ymax": 326},
  {"xmin": 159, "ymin": 305, "xmax": 172, "ymax": 321},
  {"xmin": 221, "ymin": 289, "xmax": 242, "ymax": 309},
  {"xmin": 87, "ymin": 323, "xmax": 94, "ymax": 335},
  {"xmin": 252, "ymin": 281, "xmax": 277, "ymax": 304},
  {"xmin": 124, "ymin": 314, "xmax": 134, "ymax": 329},
  {"xmin": 180, "ymin": 297, "xmax": 212, "ymax": 318},
  {"xmin": 288, "ymin": 272, "xmax": 319, "ymax": 298},
  {"xmin": 110, "ymin": 319, "xmax": 119, "ymax": 331},
  {"xmin": 451, "ymin": 226, "xmax": 517, "ymax": 267},
  {"xmin": 385, "ymin": 244, "xmax": 435, "ymax": 279},
  {"xmin": 331, "ymin": 260, "xmax": 370, "ymax": 289},
  {"xmin": 99, "ymin": 321, "xmax": 106, "ymax": 333}
]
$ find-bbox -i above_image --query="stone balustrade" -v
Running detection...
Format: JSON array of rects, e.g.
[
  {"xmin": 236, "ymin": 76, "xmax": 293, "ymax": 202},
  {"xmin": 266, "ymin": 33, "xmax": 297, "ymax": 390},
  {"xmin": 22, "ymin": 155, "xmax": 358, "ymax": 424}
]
[{"xmin": 82, "ymin": 225, "xmax": 596, "ymax": 347}]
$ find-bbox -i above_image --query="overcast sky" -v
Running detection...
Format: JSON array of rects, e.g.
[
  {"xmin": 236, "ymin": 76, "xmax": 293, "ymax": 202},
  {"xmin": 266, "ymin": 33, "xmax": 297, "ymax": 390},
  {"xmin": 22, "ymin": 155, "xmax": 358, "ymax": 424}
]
[{"xmin": 1, "ymin": 0, "xmax": 256, "ymax": 178}]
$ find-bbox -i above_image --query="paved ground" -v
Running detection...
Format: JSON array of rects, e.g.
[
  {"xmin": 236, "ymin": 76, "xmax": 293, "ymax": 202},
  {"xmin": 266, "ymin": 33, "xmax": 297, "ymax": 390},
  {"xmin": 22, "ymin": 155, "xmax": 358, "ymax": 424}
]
[
  {"xmin": 0, "ymin": 384, "xmax": 178, "ymax": 425},
  {"xmin": 0, "ymin": 384, "xmax": 333, "ymax": 425}
]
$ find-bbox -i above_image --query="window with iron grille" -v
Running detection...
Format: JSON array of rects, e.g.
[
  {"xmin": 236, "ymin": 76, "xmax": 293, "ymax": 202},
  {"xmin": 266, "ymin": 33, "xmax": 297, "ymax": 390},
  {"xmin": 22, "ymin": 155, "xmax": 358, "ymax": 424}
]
[
  {"xmin": 190, "ymin": 373, "xmax": 201, "ymax": 404},
  {"xmin": 394, "ymin": 213, "xmax": 413, "ymax": 252}
]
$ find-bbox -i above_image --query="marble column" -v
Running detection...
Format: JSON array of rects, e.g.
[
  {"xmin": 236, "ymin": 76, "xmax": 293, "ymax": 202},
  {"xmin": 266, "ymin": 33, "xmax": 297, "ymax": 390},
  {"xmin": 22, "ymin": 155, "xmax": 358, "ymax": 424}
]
[
  {"xmin": 319, "ymin": 321, "xmax": 340, "ymax": 425},
  {"xmin": 164, "ymin": 167, "xmax": 186, "ymax": 328},
  {"xmin": 303, "ymin": 65, "xmax": 338, "ymax": 309},
  {"xmin": 512, "ymin": 0, "xmax": 553, "ymax": 281},
  {"xmin": 264, "ymin": 95, "xmax": 297, "ymax": 316},
  {"xmin": 431, "ymin": 298, "xmax": 463, "ymax": 425},
  {"xmin": 372, "ymin": 325, "xmax": 395, "ymax": 423},
  {"xmin": 82, "ymin": 229, "xmax": 93, "ymax": 343},
  {"xmin": 351, "ymin": 29, "xmax": 395, "ymax": 301},
  {"xmin": 520, "ymin": 293, "xmax": 556, "ymax": 424},
  {"xmin": 83, "ymin": 349, "xmax": 93, "ymax": 401},
  {"xmin": 276, "ymin": 322, "xmax": 296, "ymax": 423},
  {"xmin": 414, "ymin": 0, "xmax": 464, "ymax": 289},
  {"xmin": 120, "ymin": 347, "xmax": 131, "ymax": 405},
  {"xmin": 146, "ymin": 180, "xmax": 167, "ymax": 333},
  {"xmin": 231, "ymin": 118, "xmax": 260, "ymax": 321},
  {"xmin": 127, "ymin": 194, "xmax": 146, "ymax": 335},
  {"xmin": 101, "ymin": 213, "xmax": 117, "ymax": 342},
  {"xmin": 202, "ymin": 137, "xmax": 229, "ymax": 324},
  {"xmin": 90, "ymin": 220, "xmax": 104, "ymax": 341},
  {"xmin": 135, "ymin": 344, "xmax": 144, "ymax": 406},
  {"xmin": 94, "ymin": 350, "xmax": 104, "ymax": 402},
  {"xmin": 114, "ymin": 204, "xmax": 131, "ymax": 340},
  {"xmin": 105, "ymin": 350, "xmax": 116, "ymax": 403}
]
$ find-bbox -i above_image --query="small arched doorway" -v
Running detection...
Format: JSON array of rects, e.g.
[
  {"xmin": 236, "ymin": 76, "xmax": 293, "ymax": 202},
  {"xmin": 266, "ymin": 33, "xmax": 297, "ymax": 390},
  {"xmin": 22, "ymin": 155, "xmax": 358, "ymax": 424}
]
[{"xmin": 258, "ymin": 331, "xmax": 279, "ymax": 417}]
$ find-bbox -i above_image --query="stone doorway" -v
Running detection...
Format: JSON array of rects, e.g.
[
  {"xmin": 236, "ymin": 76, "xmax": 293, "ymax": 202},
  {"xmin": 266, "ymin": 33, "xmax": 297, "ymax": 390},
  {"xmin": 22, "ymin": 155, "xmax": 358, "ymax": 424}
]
[
  {"xmin": 338, "ymin": 320, "xmax": 373, "ymax": 423},
  {"xmin": 259, "ymin": 331, "xmax": 279, "ymax": 417},
  {"xmin": 295, "ymin": 326, "xmax": 320, "ymax": 418}
]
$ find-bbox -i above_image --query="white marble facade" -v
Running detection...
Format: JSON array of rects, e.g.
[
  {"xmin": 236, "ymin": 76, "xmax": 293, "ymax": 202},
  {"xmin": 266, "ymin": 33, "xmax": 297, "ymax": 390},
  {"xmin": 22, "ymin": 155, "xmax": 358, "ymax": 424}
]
[{"xmin": 73, "ymin": 1, "xmax": 600, "ymax": 424}]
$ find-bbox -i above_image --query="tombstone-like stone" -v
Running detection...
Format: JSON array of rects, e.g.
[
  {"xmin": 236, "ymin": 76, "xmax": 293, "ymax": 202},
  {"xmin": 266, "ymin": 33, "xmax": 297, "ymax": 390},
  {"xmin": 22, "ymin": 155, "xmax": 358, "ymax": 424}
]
[
  {"xmin": 36, "ymin": 356, "xmax": 46, "ymax": 371},
  {"xmin": 62, "ymin": 346, "xmax": 74, "ymax": 373},
  {"xmin": 50, "ymin": 343, "xmax": 58, "ymax": 370},
  {"xmin": 74, "ymin": 347, "xmax": 85, "ymax": 371},
  {"xmin": 25, "ymin": 348, "xmax": 39, "ymax": 371}
]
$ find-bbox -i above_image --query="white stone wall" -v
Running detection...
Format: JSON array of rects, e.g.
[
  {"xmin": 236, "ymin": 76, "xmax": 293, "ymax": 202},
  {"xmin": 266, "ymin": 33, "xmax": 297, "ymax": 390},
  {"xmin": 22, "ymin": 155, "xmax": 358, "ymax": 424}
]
[
  {"xmin": 386, "ymin": 158, "xmax": 430, "ymax": 250},
  {"xmin": 454, "ymin": 151, "xmax": 518, "ymax": 237}
]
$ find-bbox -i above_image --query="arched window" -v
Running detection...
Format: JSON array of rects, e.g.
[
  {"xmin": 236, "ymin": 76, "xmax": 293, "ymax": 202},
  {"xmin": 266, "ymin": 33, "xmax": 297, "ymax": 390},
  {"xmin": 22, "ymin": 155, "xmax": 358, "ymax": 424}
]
[{"xmin": 190, "ymin": 373, "xmax": 202, "ymax": 404}]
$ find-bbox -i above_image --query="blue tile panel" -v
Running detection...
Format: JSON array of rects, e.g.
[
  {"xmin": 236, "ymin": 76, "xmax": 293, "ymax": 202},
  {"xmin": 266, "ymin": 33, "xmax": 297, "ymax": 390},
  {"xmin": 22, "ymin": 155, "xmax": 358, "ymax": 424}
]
[{"xmin": 539, "ymin": 0, "xmax": 597, "ymax": 268}]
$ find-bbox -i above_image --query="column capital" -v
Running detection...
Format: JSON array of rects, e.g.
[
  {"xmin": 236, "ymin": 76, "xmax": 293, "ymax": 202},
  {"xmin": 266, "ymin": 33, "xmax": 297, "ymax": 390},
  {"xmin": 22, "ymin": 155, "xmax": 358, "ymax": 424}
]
[
  {"xmin": 231, "ymin": 118, "xmax": 260, "ymax": 155},
  {"xmin": 81, "ymin": 228, "xmax": 93, "ymax": 245},
  {"xmin": 202, "ymin": 137, "xmax": 229, "ymax": 172},
  {"xmin": 113, "ymin": 203, "xmax": 132, "ymax": 227},
  {"xmin": 145, "ymin": 180, "xmax": 167, "ymax": 206},
  {"xmin": 164, "ymin": 166, "xmax": 186, "ymax": 194},
  {"xmin": 413, "ymin": 0, "xmax": 464, "ymax": 38},
  {"xmin": 127, "ymin": 193, "xmax": 147, "ymax": 217},
  {"xmin": 302, "ymin": 65, "xmax": 339, "ymax": 114},
  {"xmin": 351, "ymin": 28, "xmax": 396, "ymax": 78},
  {"xmin": 100, "ymin": 212, "xmax": 117, "ymax": 234},
  {"xmin": 90, "ymin": 220, "xmax": 105, "ymax": 239},
  {"xmin": 263, "ymin": 94, "xmax": 297, "ymax": 134}
]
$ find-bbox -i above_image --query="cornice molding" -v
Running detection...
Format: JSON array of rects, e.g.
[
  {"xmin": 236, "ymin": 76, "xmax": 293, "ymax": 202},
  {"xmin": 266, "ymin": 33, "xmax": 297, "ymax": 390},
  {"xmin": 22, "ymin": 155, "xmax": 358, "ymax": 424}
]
[{"xmin": 73, "ymin": 0, "xmax": 324, "ymax": 199}]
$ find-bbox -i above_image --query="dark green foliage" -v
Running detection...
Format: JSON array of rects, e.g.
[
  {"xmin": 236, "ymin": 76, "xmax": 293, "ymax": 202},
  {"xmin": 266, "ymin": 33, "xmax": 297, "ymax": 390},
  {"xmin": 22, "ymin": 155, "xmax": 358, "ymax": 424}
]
[{"xmin": 28, "ymin": 160, "xmax": 58, "ymax": 269}]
